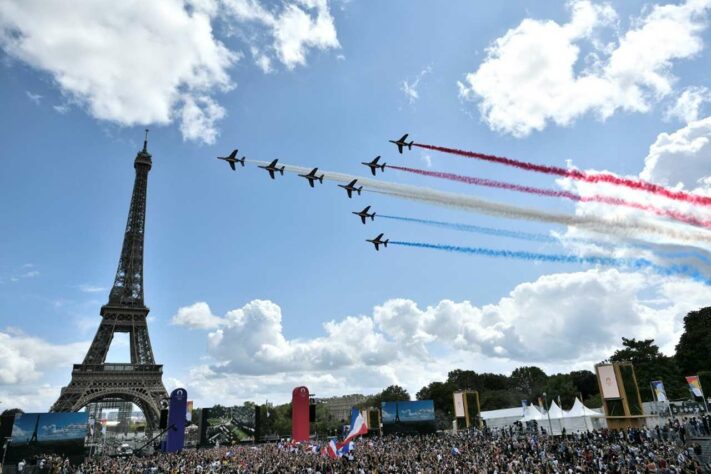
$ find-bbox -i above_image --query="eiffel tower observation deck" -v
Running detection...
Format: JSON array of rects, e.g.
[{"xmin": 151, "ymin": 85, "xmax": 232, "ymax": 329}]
[{"xmin": 51, "ymin": 132, "xmax": 168, "ymax": 432}]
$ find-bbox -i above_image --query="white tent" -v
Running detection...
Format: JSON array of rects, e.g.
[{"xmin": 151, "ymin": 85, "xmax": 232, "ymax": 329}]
[
  {"xmin": 480, "ymin": 407, "xmax": 526, "ymax": 429},
  {"xmin": 521, "ymin": 405, "xmax": 544, "ymax": 422},
  {"xmin": 547, "ymin": 401, "xmax": 564, "ymax": 419},
  {"xmin": 561, "ymin": 398, "xmax": 605, "ymax": 433}
]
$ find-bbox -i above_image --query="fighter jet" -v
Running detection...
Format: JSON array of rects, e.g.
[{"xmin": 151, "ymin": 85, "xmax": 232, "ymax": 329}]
[
  {"xmin": 361, "ymin": 156, "xmax": 386, "ymax": 176},
  {"xmin": 389, "ymin": 133, "xmax": 414, "ymax": 154},
  {"xmin": 366, "ymin": 233, "xmax": 389, "ymax": 251},
  {"xmin": 298, "ymin": 167, "xmax": 324, "ymax": 188},
  {"xmin": 258, "ymin": 159, "xmax": 285, "ymax": 179},
  {"xmin": 338, "ymin": 179, "xmax": 363, "ymax": 198},
  {"xmin": 217, "ymin": 149, "xmax": 245, "ymax": 170},
  {"xmin": 352, "ymin": 206, "xmax": 375, "ymax": 224}
]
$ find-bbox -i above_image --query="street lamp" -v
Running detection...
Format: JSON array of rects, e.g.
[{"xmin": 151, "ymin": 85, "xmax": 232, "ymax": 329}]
[{"xmin": 542, "ymin": 392, "xmax": 553, "ymax": 435}]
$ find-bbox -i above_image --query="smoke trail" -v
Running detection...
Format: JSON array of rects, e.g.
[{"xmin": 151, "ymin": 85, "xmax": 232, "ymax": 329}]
[
  {"xmin": 414, "ymin": 143, "xmax": 711, "ymax": 207},
  {"xmin": 388, "ymin": 165, "xmax": 711, "ymax": 229},
  {"xmin": 245, "ymin": 160, "xmax": 711, "ymax": 244},
  {"xmin": 390, "ymin": 240, "xmax": 711, "ymax": 286},
  {"xmin": 379, "ymin": 214, "xmax": 711, "ymax": 266}
]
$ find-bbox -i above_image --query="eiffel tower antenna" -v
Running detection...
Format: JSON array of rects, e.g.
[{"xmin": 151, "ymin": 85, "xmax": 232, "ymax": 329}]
[{"xmin": 51, "ymin": 132, "xmax": 167, "ymax": 433}]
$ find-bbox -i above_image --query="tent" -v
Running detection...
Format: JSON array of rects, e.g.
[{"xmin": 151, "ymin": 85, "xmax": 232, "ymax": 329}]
[
  {"xmin": 520, "ymin": 405, "xmax": 544, "ymax": 422},
  {"xmin": 561, "ymin": 398, "xmax": 605, "ymax": 433},
  {"xmin": 480, "ymin": 407, "xmax": 526, "ymax": 429}
]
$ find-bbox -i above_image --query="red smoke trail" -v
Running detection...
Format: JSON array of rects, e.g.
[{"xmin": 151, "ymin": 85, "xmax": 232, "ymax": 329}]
[
  {"xmin": 388, "ymin": 164, "xmax": 711, "ymax": 229},
  {"xmin": 414, "ymin": 143, "xmax": 711, "ymax": 207}
]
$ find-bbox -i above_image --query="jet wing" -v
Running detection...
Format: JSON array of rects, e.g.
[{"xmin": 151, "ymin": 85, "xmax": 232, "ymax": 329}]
[
  {"xmin": 268, "ymin": 169, "xmax": 275, "ymax": 179},
  {"xmin": 360, "ymin": 215, "xmax": 366, "ymax": 224},
  {"xmin": 228, "ymin": 149, "xmax": 238, "ymax": 159},
  {"xmin": 229, "ymin": 161, "xmax": 236, "ymax": 171}
]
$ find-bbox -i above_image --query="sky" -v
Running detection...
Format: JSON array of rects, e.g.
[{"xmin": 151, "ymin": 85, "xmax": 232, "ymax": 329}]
[{"xmin": 1, "ymin": 0, "xmax": 711, "ymax": 411}]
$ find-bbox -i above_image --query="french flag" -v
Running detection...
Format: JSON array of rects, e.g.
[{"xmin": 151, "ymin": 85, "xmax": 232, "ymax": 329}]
[
  {"xmin": 339, "ymin": 407, "xmax": 368, "ymax": 448},
  {"xmin": 325, "ymin": 439, "xmax": 339, "ymax": 459}
]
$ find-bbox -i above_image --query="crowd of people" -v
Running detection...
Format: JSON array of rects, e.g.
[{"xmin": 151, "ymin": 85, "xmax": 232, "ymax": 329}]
[{"xmin": 4, "ymin": 417, "xmax": 710, "ymax": 474}]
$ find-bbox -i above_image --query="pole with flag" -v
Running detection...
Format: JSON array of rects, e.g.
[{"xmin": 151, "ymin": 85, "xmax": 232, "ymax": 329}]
[
  {"xmin": 686, "ymin": 376, "xmax": 709, "ymax": 414},
  {"xmin": 651, "ymin": 380, "xmax": 672, "ymax": 418},
  {"xmin": 339, "ymin": 407, "xmax": 368, "ymax": 449}
]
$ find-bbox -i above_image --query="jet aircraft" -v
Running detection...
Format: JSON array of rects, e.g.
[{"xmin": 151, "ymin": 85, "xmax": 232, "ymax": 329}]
[
  {"xmin": 366, "ymin": 233, "xmax": 389, "ymax": 251},
  {"xmin": 298, "ymin": 168, "xmax": 325, "ymax": 187},
  {"xmin": 352, "ymin": 206, "xmax": 375, "ymax": 224},
  {"xmin": 338, "ymin": 179, "xmax": 363, "ymax": 198},
  {"xmin": 361, "ymin": 156, "xmax": 386, "ymax": 176},
  {"xmin": 258, "ymin": 159, "xmax": 285, "ymax": 179},
  {"xmin": 389, "ymin": 133, "xmax": 414, "ymax": 154},
  {"xmin": 217, "ymin": 149, "xmax": 245, "ymax": 170}
]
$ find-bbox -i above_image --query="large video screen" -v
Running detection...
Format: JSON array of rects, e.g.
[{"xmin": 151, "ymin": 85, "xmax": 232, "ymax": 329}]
[
  {"xmin": 7, "ymin": 412, "xmax": 89, "ymax": 465},
  {"xmin": 381, "ymin": 400, "xmax": 436, "ymax": 434}
]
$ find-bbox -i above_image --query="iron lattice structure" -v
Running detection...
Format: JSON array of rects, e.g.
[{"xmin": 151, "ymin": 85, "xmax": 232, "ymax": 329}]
[{"xmin": 51, "ymin": 137, "xmax": 167, "ymax": 432}]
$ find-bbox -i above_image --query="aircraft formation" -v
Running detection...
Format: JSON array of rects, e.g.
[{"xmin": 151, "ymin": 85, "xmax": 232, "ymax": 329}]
[{"xmin": 216, "ymin": 134, "xmax": 414, "ymax": 250}]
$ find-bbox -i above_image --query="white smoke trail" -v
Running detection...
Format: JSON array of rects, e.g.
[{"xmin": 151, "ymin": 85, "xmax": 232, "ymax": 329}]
[{"xmin": 246, "ymin": 160, "xmax": 711, "ymax": 245}]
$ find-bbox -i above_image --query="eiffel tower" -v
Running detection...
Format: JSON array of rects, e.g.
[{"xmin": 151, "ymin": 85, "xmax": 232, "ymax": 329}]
[{"xmin": 51, "ymin": 132, "xmax": 167, "ymax": 432}]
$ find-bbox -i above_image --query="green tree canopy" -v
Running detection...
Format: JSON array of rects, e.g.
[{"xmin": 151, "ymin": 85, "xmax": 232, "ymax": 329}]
[
  {"xmin": 510, "ymin": 366, "xmax": 548, "ymax": 400},
  {"xmin": 675, "ymin": 306, "xmax": 711, "ymax": 376}
]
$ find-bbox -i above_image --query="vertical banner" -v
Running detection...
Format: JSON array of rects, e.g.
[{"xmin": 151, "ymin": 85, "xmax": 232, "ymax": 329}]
[
  {"xmin": 596, "ymin": 364, "xmax": 621, "ymax": 399},
  {"xmin": 291, "ymin": 386, "xmax": 310, "ymax": 442},
  {"xmin": 521, "ymin": 400, "xmax": 528, "ymax": 415},
  {"xmin": 165, "ymin": 388, "xmax": 188, "ymax": 453},
  {"xmin": 453, "ymin": 392, "xmax": 465, "ymax": 418},
  {"xmin": 686, "ymin": 376, "xmax": 704, "ymax": 397},
  {"xmin": 186, "ymin": 401, "xmax": 193, "ymax": 422},
  {"xmin": 651, "ymin": 380, "xmax": 668, "ymax": 402}
]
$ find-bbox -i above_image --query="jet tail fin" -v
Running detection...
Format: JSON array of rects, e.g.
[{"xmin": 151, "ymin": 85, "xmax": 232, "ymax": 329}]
[
  {"xmin": 357, "ymin": 187, "xmax": 362, "ymax": 195},
  {"xmin": 384, "ymin": 240, "xmax": 389, "ymax": 247},
  {"xmin": 371, "ymin": 213, "xmax": 375, "ymax": 221},
  {"xmin": 318, "ymin": 176, "xmax": 324, "ymax": 183},
  {"xmin": 279, "ymin": 167, "xmax": 285, "ymax": 175}
]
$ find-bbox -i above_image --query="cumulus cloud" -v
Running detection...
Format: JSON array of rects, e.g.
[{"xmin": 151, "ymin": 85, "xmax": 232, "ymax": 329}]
[
  {"xmin": 172, "ymin": 301, "xmax": 225, "ymax": 329},
  {"xmin": 0, "ymin": 0, "xmax": 236, "ymax": 144},
  {"xmin": 0, "ymin": 330, "xmax": 88, "ymax": 385},
  {"xmin": 222, "ymin": 0, "xmax": 340, "ymax": 70},
  {"xmin": 459, "ymin": 0, "xmax": 711, "ymax": 137},
  {"xmin": 665, "ymin": 86, "xmax": 711, "ymax": 123},
  {"xmin": 641, "ymin": 115, "xmax": 711, "ymax": 190},
  {"xmin": 173, "ymin": 270, "xmax": 709, "ymax": 403}
]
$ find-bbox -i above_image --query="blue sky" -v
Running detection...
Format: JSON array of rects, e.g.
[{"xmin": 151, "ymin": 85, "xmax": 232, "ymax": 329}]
[{"xmin": 1, "ymin": 0, "xmax": 711, "ymax": 411}]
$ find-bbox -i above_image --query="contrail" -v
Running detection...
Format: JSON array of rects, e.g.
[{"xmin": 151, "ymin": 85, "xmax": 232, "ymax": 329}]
[
  {"xmin": 246, "ymin": 160, "xmax": 711, "ymax": 244},
  {"xmin": 388, "ymin": 164, "xmax": 711, "ymax": 229},
  {"xmin": 414, "ymin": 143, "xmax": 711, "ymax": 207},
  {"xmin": 378, "ymin": 214, "xmax": 711, "ymax": 266},
  {"xmin": 390, "ymin": 240, "xmax": 711, "ymax": 286}
]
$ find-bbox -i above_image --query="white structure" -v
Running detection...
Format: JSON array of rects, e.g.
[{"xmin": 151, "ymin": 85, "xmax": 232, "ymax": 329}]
[{"xmin": 479, "ymin": 399, "xmax": 604, "ymax": 434}]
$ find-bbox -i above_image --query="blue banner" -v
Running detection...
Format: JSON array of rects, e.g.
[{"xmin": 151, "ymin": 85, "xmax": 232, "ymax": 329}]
[{"xmin": 165, "ymin": 388, "xmax": 188, "ymax": 453}]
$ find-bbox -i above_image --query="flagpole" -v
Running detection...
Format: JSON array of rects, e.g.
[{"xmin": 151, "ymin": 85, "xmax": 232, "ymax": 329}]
[{"xmin": 700, "ymin": 379, "xmax": 710, "ymax": 415}]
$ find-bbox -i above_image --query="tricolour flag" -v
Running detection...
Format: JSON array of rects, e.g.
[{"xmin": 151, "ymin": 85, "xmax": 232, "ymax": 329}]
[
  {"xmin": 686, "ymin": 376, "xmax": 704, "ymax": 398},
  {"xmin": 651, "ymin": 381, "xmax": 667, "ymax": 402},
  {"xmin": 339, "ymin": 407, "xmax": 368, "ymax": 447},
  {"xmin": 325, "ymin": 439, "xmax": 339, "ymax": 459}
]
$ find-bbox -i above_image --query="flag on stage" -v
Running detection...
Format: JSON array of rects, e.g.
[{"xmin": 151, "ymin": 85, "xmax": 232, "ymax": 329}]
[
  {"xmin": 651, "ymin": 381, "xmax": 668, "ymax": 402},
  {"xmin": 686, "ymin": 376, "xmax": 704, "ymax": 397}
]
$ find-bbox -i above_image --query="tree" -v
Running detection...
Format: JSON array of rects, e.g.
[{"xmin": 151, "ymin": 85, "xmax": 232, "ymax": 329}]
[
  {"xmin": 610, "ymin": 337, "xmax": 685, "ymax": 401},
  {"xmin": 544, "ymin": 374, "xmax": 578, "ymax": 409},
  {"xmin": 380, "ymin": 385, "xmax": 410, "ymax": 402},
  {"xmin": 510, "ymin": 366, "xmax": 548, "ymax": 400},
  {"xmin": 569, "ymin": 370, "xmax": 599, "ymax": 400},
  {"xmin": 675, "ymin": 306, "xmax": 711, "ymax": 376}
]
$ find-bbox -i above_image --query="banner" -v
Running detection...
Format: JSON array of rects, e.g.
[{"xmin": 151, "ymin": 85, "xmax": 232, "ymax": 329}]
[
  {"xmin": 165, "ymin": 388, "xmax": 188, "ymax": 453},
  {"xmin": 651, "ymin": 380, "xmax": 668, "ymax": 402},
  {"xmin": 453, "ymin": 392, "xmax": 465, "ymax": 418},
  {"xmin": 686, "ymin": 376, "xmax": 704, "ymax": 397},
  {"xmin": 186, "ymin": 401, "xmax": 193, "ymax": 422},
  {"xmin": 597, "ymin": 364, "xmax": 621, "ymax": 399},
  {"xmin": 521, "ymin": 400, "xmax": 528, "ymax": 415}
]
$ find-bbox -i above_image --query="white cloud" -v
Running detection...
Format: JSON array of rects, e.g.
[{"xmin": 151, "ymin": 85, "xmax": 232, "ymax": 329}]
[
  {"xmin": 0, "ymin": 330, "xmax": 88, "ymax": 385},
  {"xmin": 77, "ymin": 284, "xmax": 105, "ymax": 293},
  {"xmin": 222, "ymin": 0, "xmax": 340, "ymax": 70},
  {"xmin": 171, "ymin": 301, "xmax": 225, "ymax": 329},
  {"xmin": 641, "ymin": 115, "xmax": 711, "ymax": 191},
  {"xmin": 0, "ymin": 0, "xmax": 236, "ymax": 144},
  {"xmin": 25, "ymin": 91, "xmax": 42, "ymax": 105},
  {"xmin": 665, "ymin": 86, "xmax": 711, "ymax": 123},
  {"xmin": 179, "ymin": 95, "xmax": 226, "ymax": 144},
  {"xmin": 459, "ymin": 0, "xmax": 711, "ymax": 137},
  {"xmin": 401, "ymin": 66, "xmax": 432, "ymax": 104},
  {"xmin": 173, "ymin": 270, "xmax": 709, "ymax": 404}
]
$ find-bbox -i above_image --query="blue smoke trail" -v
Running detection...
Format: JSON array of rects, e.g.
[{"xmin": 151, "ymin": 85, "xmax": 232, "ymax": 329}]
[
  {"xmin": 379, "ymin": 214, "xmax": 711, "ymax": 267},
  {"xmin": 390, "ymin": 241, "xmax": 711, "ymax": 286}
]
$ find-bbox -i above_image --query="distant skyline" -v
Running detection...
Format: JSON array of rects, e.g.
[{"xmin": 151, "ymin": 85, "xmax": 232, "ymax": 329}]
[{"xmin": 1, "ymin": 0, "xmax": 710, "ymax": 411}]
